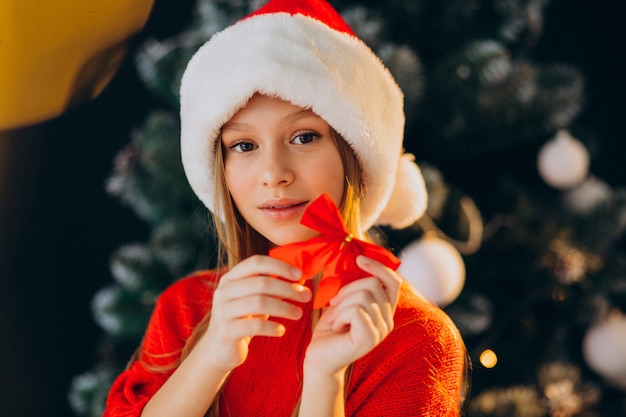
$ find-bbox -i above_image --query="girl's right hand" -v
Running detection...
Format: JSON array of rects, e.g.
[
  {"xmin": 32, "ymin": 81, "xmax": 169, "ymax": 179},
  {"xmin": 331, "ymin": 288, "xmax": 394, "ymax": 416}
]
[{"xmin": 198, "ymin": 255, "xmax": 312, "ymax": 372}]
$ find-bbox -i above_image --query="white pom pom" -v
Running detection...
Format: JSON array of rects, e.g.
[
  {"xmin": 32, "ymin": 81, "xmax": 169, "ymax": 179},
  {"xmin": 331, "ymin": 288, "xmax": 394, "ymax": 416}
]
[
  {"xmin": 582, "ymin": 314, "xmax": 626, "ymax": 390},
  {"xmin": 398, "ymin": 237, "xmax": 465, "ymax": 306},
  {"xmin": 376, "ymin": 153, "xmax": 428, "ymax": 229},
  {"xmin": 563, "ymin": 175, "xmax": 612, "ymax": 214},
  {"xmin": 537, "ymin": 130, "xmax": 590, "ymax": 189}
]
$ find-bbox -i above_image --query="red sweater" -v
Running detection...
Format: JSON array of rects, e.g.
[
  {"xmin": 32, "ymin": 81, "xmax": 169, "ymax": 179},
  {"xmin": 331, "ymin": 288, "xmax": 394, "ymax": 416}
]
[{"xmin": 104, "ymin": 270, "xmax": 466, "ymax": 416}]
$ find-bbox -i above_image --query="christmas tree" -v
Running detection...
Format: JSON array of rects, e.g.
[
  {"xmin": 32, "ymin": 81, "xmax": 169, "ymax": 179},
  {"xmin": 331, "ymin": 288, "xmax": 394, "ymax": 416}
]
[{"xmin": 69, "ymin": 0, "xmax": 626, "ymax": 415}]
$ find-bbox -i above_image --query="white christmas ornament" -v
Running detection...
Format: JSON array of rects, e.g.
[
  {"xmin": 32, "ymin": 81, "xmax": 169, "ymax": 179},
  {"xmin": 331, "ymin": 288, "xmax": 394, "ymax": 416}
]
[
  {"xmin": 537, "ymin": 130, "xmax": 590, "ymax": 189},
  {"xmin": 398, "ymin": 237, "xmax": 465, "ymax": 306},
  {"xmin": 563, "ymin": 175, "xmax": 612, "ymax": 214},
  {"xmin": 582, "ymin": 314, "xmax": 626, "ymax": 390}
]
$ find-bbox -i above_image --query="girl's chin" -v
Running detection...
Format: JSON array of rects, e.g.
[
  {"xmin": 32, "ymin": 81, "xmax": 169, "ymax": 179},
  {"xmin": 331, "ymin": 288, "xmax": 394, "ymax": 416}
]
[{"xmin": 266, "ymin": 228, "xmax": 319, "ymax": 247}]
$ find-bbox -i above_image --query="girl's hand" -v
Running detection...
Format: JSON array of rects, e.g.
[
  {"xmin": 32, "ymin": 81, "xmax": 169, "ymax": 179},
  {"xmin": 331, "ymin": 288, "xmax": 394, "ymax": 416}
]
[
  {"xmin": 304, "ymin": 255, "xmax": 402, "ymax": 375},
  {"xmin": 198, "ymin": 255, "xmax": 312, "ymax": 373}
]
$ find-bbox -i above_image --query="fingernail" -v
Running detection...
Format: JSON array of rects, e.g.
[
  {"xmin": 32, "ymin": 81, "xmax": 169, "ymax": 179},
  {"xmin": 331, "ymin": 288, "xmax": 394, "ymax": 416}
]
[
  {"xmin": 297, "ymin": 286, "xmax": 312, "ymax": 301},
  {"xmin": 357, "ymin": 255, "xmax": 371, "ymax": 266},
  {"xmin": 292, "ymin": 306, "xmax": 303, "ymax": 319},
  {"xmin": 291, "ymin": 267, "xmax": 302, "ymax": 279}
]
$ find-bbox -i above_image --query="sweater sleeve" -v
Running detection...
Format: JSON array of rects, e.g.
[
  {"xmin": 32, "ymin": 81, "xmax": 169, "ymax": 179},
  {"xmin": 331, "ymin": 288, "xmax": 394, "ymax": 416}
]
[
  {"xmin": 346, "ymin": 286, "xmax": 466, "ymax": 417},
  {"xmin": 103, "ymin": 272, "xmax": 216, "ymax": 417}
]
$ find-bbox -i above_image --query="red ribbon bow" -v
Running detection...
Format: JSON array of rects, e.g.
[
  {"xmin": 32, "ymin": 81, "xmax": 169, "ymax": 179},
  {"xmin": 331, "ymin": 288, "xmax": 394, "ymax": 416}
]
[{"xmin": 269, "ymin": 193, "xmax": 401, "ymax": 309}]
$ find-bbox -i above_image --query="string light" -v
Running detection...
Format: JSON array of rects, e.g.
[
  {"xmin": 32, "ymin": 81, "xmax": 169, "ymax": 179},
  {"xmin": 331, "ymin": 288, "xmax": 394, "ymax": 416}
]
[{"xmin": 480, "ymin": 349, "xmax": 498, "ymax": 368}]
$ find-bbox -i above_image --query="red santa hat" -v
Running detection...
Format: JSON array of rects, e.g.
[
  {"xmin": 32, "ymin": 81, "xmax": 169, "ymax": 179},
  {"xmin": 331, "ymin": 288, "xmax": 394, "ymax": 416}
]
[{"xmin": 179, "ymin": 0, "xmax": 427, "ymax": 229}]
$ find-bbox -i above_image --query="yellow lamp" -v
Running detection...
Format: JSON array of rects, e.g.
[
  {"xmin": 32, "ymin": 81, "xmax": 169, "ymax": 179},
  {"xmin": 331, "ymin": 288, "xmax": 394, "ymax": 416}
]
[{"xmin": 0, "ymin": 0, "xmax": 155, "ymax": 129}]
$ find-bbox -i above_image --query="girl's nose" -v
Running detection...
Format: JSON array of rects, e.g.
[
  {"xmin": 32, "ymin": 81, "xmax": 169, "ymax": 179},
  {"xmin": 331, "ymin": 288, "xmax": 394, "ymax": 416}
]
[{"xmin": 260, "ymin": 147, "xmax": 294, "ymax": 187}]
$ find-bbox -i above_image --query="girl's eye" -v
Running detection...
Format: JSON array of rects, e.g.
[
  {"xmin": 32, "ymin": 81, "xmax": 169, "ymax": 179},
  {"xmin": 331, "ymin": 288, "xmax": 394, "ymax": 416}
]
[
  {"xmin": 230, "ymin": 141, "xmax": 257, "ymax": 153},
  {"xmin": 292, "ymin": 132, "xmax": 320, "ymax": 145}
]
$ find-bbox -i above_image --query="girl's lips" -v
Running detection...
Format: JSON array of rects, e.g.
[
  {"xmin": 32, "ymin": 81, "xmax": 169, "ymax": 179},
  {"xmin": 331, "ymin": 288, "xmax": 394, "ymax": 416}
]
[{"xmin": 259, "ymin": 201, "xmax": 308, "ymax": 220}]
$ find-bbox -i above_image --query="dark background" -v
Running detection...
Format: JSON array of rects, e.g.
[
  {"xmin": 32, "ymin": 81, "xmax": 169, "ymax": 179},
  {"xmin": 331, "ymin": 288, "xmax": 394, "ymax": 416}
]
[{"xmin": 0, "ymin": 0, "xmax": 624, "ymax": 416}]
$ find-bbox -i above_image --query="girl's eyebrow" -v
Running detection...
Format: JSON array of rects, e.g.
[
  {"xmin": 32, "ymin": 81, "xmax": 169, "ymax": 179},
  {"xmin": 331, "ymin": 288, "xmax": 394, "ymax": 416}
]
[
  {"xmin": 221, "ymin": 121, "xmax": 251, "ymax": 132},
  {"xmin": 282, "ymin": 109, "xmax": 316, "ymax": 124},
  {"xmin": 222, "ymin": 109, "xmax": 318, "ymax": 132}
]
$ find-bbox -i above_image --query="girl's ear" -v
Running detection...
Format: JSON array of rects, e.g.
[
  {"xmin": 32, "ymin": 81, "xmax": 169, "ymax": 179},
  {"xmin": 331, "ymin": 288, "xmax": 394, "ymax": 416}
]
[{"xmin": 375, "ymin": 153, "xmax": 427, "ymax": 229}]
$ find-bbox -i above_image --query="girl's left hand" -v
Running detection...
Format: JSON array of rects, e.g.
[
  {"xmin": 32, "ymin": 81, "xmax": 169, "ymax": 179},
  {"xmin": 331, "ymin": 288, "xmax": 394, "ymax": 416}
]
[{"xmin": 304, "ymin": 255, "xmax": 402, "ymax": 375}]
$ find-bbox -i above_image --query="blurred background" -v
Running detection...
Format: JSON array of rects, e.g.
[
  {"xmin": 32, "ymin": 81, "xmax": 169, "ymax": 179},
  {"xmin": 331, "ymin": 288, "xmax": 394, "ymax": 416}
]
[{"xmin": 1, "ymin": 0, "xmax": 624, "ymax": 416}]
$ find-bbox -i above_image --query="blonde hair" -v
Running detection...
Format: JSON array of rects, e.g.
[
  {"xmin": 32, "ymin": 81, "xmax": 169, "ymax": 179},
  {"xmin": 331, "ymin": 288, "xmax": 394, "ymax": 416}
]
[{"xmin": 138, "ymin": 128, "xmax": 366, "ymax": 416}]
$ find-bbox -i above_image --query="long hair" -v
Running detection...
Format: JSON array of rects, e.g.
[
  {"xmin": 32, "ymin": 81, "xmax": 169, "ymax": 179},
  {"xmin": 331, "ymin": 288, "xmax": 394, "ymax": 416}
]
[{"xmin": 142, "ymin": 128, "xmax": 365, "ymax": 416}]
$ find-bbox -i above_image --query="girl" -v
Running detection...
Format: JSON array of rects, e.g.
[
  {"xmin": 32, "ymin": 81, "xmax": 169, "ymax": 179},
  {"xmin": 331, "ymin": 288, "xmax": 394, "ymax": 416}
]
[{"xmin": 104, "ymin": 0, "xmax": 467, "ymax": 416}]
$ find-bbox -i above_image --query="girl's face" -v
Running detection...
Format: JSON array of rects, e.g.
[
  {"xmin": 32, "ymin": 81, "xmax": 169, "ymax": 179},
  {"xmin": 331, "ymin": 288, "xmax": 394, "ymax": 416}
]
[{"xmin": 221, "ymin": 94, "xmax": 345, "ymax": 246}]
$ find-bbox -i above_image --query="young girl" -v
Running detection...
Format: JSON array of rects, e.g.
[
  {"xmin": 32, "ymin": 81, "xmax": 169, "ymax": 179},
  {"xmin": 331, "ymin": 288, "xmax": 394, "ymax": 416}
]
[{"xmin": 104, "ymin": 0, "xmax": 467, "ymax": 416}]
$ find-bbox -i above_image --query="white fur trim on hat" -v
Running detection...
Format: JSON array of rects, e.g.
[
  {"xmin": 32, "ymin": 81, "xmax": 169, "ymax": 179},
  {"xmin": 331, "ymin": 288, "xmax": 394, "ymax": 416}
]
[{"xmin": 179, "ymin": 1, "xmax": 426, "ymax": 229}]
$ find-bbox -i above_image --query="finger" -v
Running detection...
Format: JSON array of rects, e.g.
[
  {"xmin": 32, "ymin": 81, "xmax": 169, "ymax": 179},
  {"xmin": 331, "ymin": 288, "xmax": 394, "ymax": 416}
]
[
  {"xmin": 356, "ymin": 256, "xmax": 402, "ymax": 306},
  {"xmin": 221, "ymin": 254, "xmax": 303, "ymax": 283},
  {"xmin": 329, "ymin": 277, "xmax": 387, "ymax": 310},
  {"xmin": 327, "ymin": 292, "xmax": 390, "ymax": 336},
  {"xmin": 227, "ymin": 317, "xmax": 288, "ymax": 339},
  {"xmin": 354, "ymin": 304, "xmax": 385, "ymax": 341},
  {"xmin": 218, "ymin": 275, "xmax": 311, "ymax": 304},
  {"xmin": 332, "ymin": 305, "xmax": 383, "ymax": 351},
  {"xmin": 327, "ymin": 278, "xmax": 393, "ymax": 333},
  {"xmin": 327, "ymin": 282, "xmax": 378, "ymax": 320},
  {"xmin": 223, "ymin": 295, "xmax": 305, "ymax": 321},
  {"xmin": 350, "ymin": 307, "xmax": 385, "ymax": 349}
]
